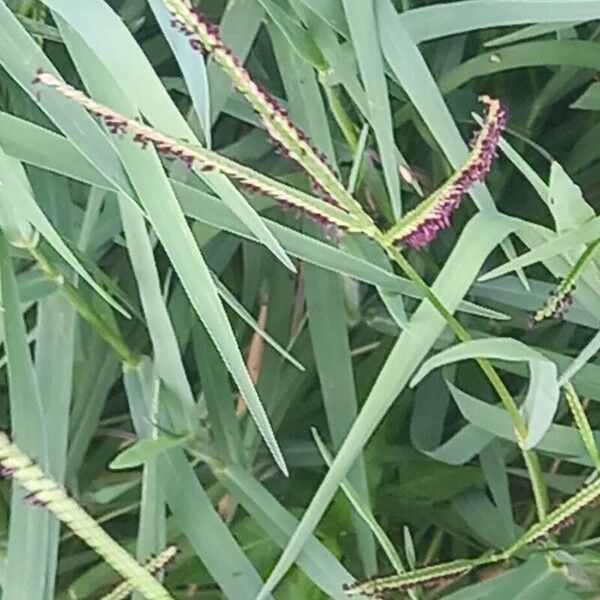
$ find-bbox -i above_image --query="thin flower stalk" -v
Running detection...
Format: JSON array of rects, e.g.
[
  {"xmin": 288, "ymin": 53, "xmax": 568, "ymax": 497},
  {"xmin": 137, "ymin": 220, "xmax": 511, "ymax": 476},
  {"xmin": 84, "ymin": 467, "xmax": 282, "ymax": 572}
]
[
  {"xmin": 162, "ymin": 0, "xmax": 372, "ymax": 224},
  {"xmin": 33, "ymin": 70, "xmax": 362, "ymax": 235},
  {"xmin": 382, "ymin": 96, "xmax": 507, "ymax": 249},
  {"xmin": 0, "ymin": 432, "xmax": 174, "ymax": 600},
  {"xmin": 530, "ymin": 238, "xmax": 600, "ymax": 325},
  {"xmin": 101, "ymin": 545, "xmax": 179, "ymax": 600}
]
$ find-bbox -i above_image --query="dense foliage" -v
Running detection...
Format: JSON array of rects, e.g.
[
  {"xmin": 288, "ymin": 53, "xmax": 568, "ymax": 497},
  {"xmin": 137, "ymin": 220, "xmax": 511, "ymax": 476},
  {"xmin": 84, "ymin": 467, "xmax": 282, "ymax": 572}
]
[{"xmin": 2, "ymin": 1, "xmax": 600, "ymax": 598}]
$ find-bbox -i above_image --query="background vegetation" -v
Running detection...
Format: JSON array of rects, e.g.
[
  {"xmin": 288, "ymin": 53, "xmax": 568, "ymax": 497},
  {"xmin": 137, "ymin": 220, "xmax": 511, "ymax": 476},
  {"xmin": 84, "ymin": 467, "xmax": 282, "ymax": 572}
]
[{"xmin": 2, "ymin": 0, "xmax": 600, "ymax": 598}]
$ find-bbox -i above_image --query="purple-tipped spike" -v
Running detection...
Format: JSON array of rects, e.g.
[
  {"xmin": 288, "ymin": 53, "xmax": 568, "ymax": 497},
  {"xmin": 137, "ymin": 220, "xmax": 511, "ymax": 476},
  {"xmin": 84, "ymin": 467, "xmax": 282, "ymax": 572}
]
[{"xmin": 387, "ymin": 96, "xmax": 507, "ymax": 250}]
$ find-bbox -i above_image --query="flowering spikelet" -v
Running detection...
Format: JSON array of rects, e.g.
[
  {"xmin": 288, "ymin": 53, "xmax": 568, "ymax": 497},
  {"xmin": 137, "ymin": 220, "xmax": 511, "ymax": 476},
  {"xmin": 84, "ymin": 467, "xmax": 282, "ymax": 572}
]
[
  {"xmin": 32, "ymin": 70, "xmax": 360, "ymax": 234},
  {"xmin": 530, "ymin": 278, "xmax": 575, "ymax": 325},
  {"xmin": 0, "ymin": 431, "xmax": 174, "ymax": 600},
  {"xmin": 382, "ymin": 96, "xmax": 506, "ymax": 249},
  {"xmin": 101, "ymin": 545, "xmax": 179, "ymax": 600},
  {"xmin": 162, "ymin": 0, "xmax": 366, "ymax": 216}
]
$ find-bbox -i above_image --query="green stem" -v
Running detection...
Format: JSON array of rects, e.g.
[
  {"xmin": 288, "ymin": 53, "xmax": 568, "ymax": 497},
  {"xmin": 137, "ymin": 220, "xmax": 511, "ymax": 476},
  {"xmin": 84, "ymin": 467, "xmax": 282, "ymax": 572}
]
[
  {"xmin": 322, "ymin": 83, "xmax": 359, "ymax": 151},
  {"xmin": 318, "ymin": 81, "xmax": 540, "ymax": 499},
  {"xmin": 29, "ymin": 245, "xmax": 140, "ymax": 367}
]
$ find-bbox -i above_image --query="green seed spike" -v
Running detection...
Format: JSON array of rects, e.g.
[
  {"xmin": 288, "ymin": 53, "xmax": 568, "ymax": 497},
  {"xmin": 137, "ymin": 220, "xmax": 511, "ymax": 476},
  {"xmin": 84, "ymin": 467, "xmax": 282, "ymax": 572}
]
[
  {"xmin": 513, "ymin": 474, "xmax": 600, "ymax": 550},
  {"xmin": 346, "ymin": 474, "xmax": 600, "ymax": 597},
  {"xmin": 101, "ymin": 545, "xmax": 179, "ymax": 600},
  {"xmin": 343, "ymin": 556, "xmax": 501, "ymax": 597},
  {"xmin": 0, "ymin": 432, "xmax": 174, "ymax": 600},
  {"xmin": 530, "ymin": 238, "xmax": 600, "ymax": 325},
  {"xmin": 33, "ymin": 71, "xmax": 363, "ymax": 235},
  {"xmin": 563, "ymin": 383, "xmax": 600, "ymax": 471}
]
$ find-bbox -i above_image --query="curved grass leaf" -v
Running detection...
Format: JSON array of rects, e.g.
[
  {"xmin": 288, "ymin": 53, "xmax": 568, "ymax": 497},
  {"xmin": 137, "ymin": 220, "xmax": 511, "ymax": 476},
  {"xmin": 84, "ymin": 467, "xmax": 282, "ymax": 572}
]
[
  {"xmin": 412, "ymin": 337, "xmax": 560, "ymax": 449},
  {"xmin": 400, "ymin": 1, "xmax": 600, "ymax": 44}
]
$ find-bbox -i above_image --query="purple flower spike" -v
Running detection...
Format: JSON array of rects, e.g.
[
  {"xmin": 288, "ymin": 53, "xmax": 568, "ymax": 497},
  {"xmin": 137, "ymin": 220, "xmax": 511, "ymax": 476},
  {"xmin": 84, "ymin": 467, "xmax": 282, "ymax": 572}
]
[
  {"xmin": 384, "ymin": 96, "xmax": 507, "ymax": 250},
  {"xmin": 33, "ymin": 70, "xmax": 357, "ymax": 237}
]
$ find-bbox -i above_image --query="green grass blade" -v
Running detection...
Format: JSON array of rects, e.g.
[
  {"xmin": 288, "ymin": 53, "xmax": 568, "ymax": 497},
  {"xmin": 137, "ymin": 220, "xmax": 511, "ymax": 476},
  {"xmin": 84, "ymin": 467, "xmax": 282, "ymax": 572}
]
[
  {"xmin": 305, "ymin": 264, "xmax": 377, "ymax": 574},
  {"xmin": 259, "ymin": 0, "xmax": 326, "ymax": 69},
  {"xmin": 219, "ymin": 463, "xmax": 356, "ymax": 599},
  {"xmin": 214, "ymin": 275, "xmax": 304, "ymax": 371},
  {"xmin": 124, "ymin": 360, "xmax": 273, "ymax": 599},
  {"xmin": 118, "ymin": 196, "xmax": 197, "ymax": 428},
  {"xmin": 192, "ymin": 324, "xmax": 246, "ymax": 466},
  {"xmin": 400, "ymin": 1, "xmax": 600, "ymax": 44},
  {"xmin": 0, "ymin": 233, "xmax": 52, "ymax": 600},
  {"xmin": 311, "ymin": 428, "xmax": 407, "ymax": 576},
  {"xmin": 34, "ymin": 292, "xmax": 76, "ymax": 598},
  {"xmin": 207, "ymin": 0, "xmax": 264, "ymax": 122},
  {"xmin": 121, "ymin": 360, "xmax": 166, "ymax": 600},
  {"xmin": 558, "ymin": 330, "xmax": 600, "ymax": 387},
  {"xmin": 46, "ymin": 0, "xmax": 295, "ymax": 272},
  {"xmin": 269, "ymin": 20, "xmax": 377, "ymax": 571},
  {"xmin": 0, "ymin": 146, "xmax": 127, "ymax": 315},
  {"xmin": 375, "ymin": 0, "xmax": 494, "ymax": 212},
  {"xmin": 146, "ymin": 0, "xmax": 211, "ymax": 142},
  {"xmin": 342, "ymin": 0, "xmax": 401, "ymax": 217}
]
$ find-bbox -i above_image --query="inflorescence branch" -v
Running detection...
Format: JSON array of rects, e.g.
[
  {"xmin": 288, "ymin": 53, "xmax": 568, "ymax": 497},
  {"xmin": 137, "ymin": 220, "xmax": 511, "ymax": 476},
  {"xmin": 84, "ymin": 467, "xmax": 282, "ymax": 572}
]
[
  {"xmin": 33, "ymin": 70, "xmax": 362, "ymax": 236},
  {"xmin": 101, "ymin": 545, "xmax": 179, "ymax": 600}
]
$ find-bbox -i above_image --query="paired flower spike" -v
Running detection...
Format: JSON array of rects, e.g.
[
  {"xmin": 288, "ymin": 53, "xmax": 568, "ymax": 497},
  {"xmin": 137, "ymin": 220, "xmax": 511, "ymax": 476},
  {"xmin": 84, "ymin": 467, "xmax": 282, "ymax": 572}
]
[
  {"xmin": 32, "ymin": 70, "xmax": 361, "ymax": 234},
  {"xmin": 344, "ymin": 474, "xmax": 600, "ymax": 597},
  {"xmin": 164, "ymin": 1, "xmax": 507, "ymax": 247},
  {"xmin": 163, "ymin": 0, "xmax": 367, "ymax": 217},
  {"xmin": 0, "ymin": 431, "xmax": 174, "ymax": 600},
  {"xmin": 382, "ymin": 96, "xmax": 507, "ymax": 249}
]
